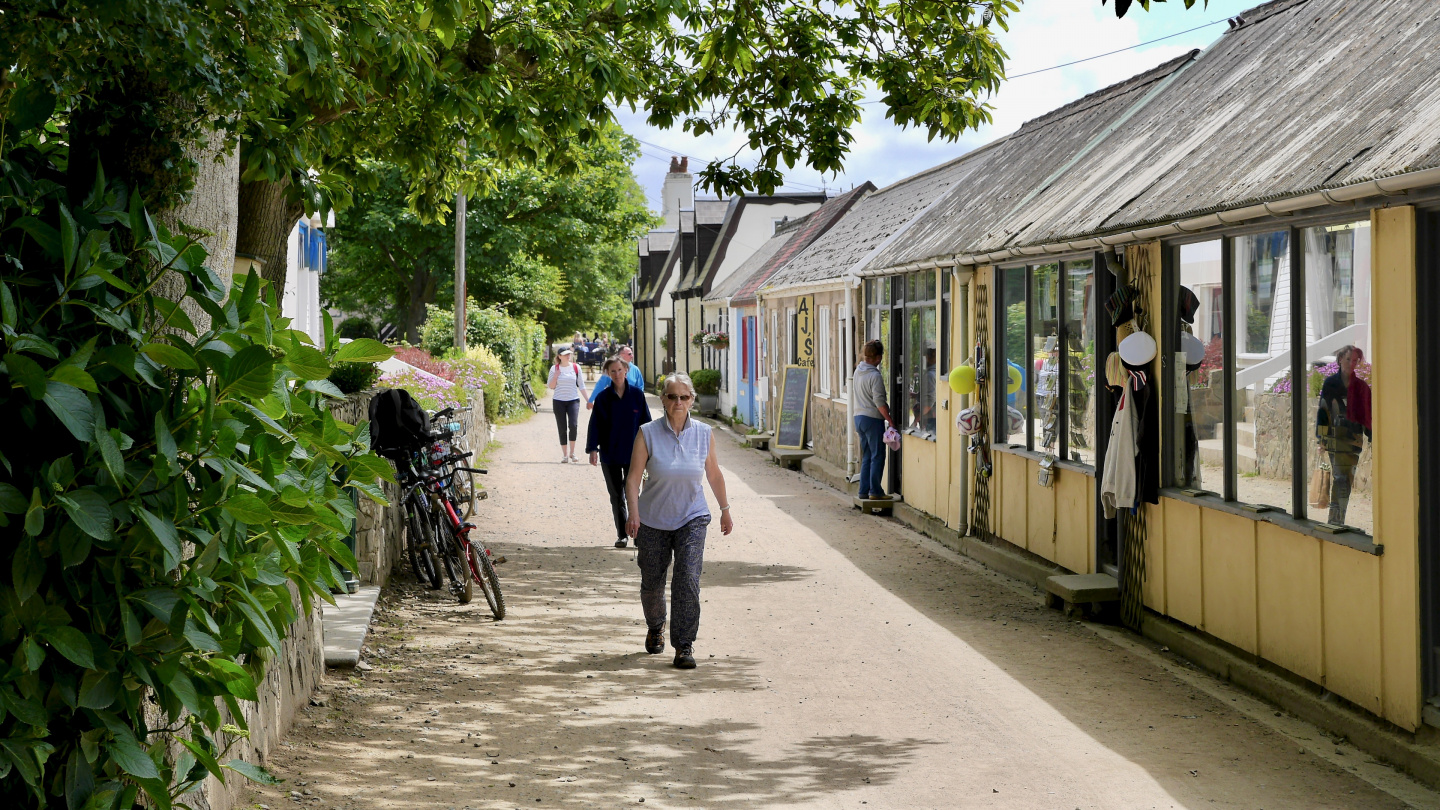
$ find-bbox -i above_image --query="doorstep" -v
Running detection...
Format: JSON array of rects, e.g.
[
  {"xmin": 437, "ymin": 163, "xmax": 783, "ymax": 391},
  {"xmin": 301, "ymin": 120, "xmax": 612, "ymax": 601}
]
[{"xmin": 322, "ymin": 585, "xmax": 382, "ymax": 669}]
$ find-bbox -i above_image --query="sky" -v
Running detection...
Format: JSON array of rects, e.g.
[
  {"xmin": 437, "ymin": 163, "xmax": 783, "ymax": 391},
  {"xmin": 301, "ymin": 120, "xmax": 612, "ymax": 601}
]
[{"xmin": 616, "ymin": 0, "xmax": 1260, "ymax": 212}]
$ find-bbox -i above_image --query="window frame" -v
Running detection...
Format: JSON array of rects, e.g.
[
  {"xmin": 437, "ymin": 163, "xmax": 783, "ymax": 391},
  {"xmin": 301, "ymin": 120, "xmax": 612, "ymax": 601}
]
[
  {"xmin": 1162, "ymin": 213, "xmax": 1377, "ymax": 540},
  {"xmin": 817, "ymin": 305, "xmax": 833, "ymax": 396},
  {"xmin": 993, "ymin": 251, "xmax": 1104, "ymax": 472},
  {"xmin": 838, "ymin": 304, "xmax": 852, "ymax": 397},
  {"xmin": 902, "ymin": 270, "xmax": 939, "ymax": 440}
]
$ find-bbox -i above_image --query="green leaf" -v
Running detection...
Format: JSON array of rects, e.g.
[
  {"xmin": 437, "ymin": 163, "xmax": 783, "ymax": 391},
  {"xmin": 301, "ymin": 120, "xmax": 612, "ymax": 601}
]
[
  {"xmin": 129, "ymin": 588, "xmax": 181, "ymax": 624},
  {"xmin": 6, "ymin": 81, "xmax": 56, "ymax": 133},
  {"xmin": 177, "ymin": 738, "xmax": 224, "ymax": 783},
  {"xmin": 0, "ymin": 282, "xmax": 15, "ymax": 330},
  {"xmin": 223, "ymin": 759, "xmax": 280, "ymax": 785},
  {"xmin": 48, "ymin": 364, "xmax": 98, "ymax": 393},
  {"xmin": 105, "ymin": 726, "xmax": 160, "ymax": 780},
  {"xmin": 5, "ymin": 352, "xmax": 47, "ymax": 398},
  {"xmin": 284, "ymin": 345, "xmax": 331, "ymax": 380},
  {"xmin": 139, "ymin": 343, "xmax": 198, "ymax": 371},
  {"xmin": 155, "ymin": 413, "xmax": 177, "ymax": 459},
  {"xmin": 151, "ymin": 297, "xmax": 197, "ymax": 335},
  {"xmin": 232, "ymin": 596, "xmax": 281, "ymax": 652},
  {"xmin": 206, "ymin": 659, "xmax": 257, "ymax": 701},
  {"xmin": 23, "ymin": 488, "xmax": 43, "ymax": 536},
  {"xmin": 44, "ymin": 381, "xmax": 96, "ymax": 442},
  {"xmin": 222, "ymin": 492, "xmax": 273, "ymax": 524},
  {"xmin": 332, "ymin": 339, "xmax": 392, "ymax": 364},
  {"xmin": 12, "ymin": 537, "xmax": 43, "ymax": 603},
  {"xmin": 78, "ymin": 671, "xmax": 120, "ymax": 710},
  {"xmin": 136, "ymin": 507, "xmax": 181, "ymax": 571},
  {"xmin": 220, "ymin": 345, "xmax": 276, "ymax": 399},
  {"xmin": 118, "ymin": 599, "xmax": 141, "ymax": 648},
  {"xmin": 40, "ymin": 626, "xmax": 95, "ymax": 669},
  {"xmin": 59, "ymin": 489, "xmax": 113, "ymax": 542},
  {"xmin": 59, "ymin": 204, "xmax": 79, "ymax": 275},
  {"xmin": 0, "ymin": 483, "xmax": 25, "ymax": 513},
  {"xmin": 95, "ymin": 426, "xmax": 126, "ymax": 484}
]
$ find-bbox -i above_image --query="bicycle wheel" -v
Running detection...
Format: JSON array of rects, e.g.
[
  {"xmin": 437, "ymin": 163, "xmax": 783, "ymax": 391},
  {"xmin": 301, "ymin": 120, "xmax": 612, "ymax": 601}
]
[
  {"xmin": 433, "ymin": 512, "xmax": 472, "ymax": 603},
  {"xmin": 448, "ymin": 441, "xmax": 479, "ymax": 520},
  {"xmin": 468, "ymin": 541, "xmax": 506, "ymax": 620},
  {"xmin": 407, "ymin": 508, "xmax": 442, "ymax": 590}
]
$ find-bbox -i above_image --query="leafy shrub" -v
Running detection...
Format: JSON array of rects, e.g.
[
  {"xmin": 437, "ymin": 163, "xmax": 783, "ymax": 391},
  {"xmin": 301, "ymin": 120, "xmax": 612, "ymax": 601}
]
[
  {"xmin": 337, "ymin": 317, "xmax": 377, "ymax": 340},
  {"xmin": 0, "ymin": 160, "xmax": 394, "ymax": 805},
  {"xmin": 691, "ymin": 368, "xmax": 721, "ymax": 396},
  {"xmin": 380, "ymin": 345, "xmax": 502, "ymax": 420},
  {"xmin": 328, "ymin": 361, "xmax": 382, "ymax": 394},
  {"xmin": 420, "ymin": 301, "xmax": 542, "ymax": 416},
  {"xmin": 379, "ymin": 366, "xmax": 467, "ymax": 411},
  {"xmin": 445, "ymin": 345, "xmax": 505, "ymax": 423},
  {"xmin": 392, "ymin": 344, "xmax": 457, "ymax": 380}
]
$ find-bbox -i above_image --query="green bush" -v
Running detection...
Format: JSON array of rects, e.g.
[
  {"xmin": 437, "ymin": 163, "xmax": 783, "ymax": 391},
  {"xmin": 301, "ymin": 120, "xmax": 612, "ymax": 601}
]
[
  {"xmin": 328, "ymin": 361, "xmax": 382, "ymax": 394},
  {"xmin": 691, "ymin": 368, "xmax": 721, "ymax": 395},
  {"xmin": 421, "ymin": 301, "xmax": 545, "ymax": 416},
  {"xmin": 445, "ymin": 345, "xmax": 506, "ymax": 423},
  {"xmin": 337, "ymin": 317, "xmax": 377, "ymax": 340},
  {"xmin": 0, "ymin": 160, "xmax": 394, "ymax": 804}
]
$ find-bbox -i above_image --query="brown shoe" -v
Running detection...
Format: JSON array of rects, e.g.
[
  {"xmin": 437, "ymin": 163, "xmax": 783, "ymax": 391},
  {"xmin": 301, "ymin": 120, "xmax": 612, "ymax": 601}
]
[
  {"xmin": 673, "ymin": 646, "xmax": 696, "ymax": 669},
  {"xmin": 645, "ymin": 623, "xmax": 665, "ymax": 654}
]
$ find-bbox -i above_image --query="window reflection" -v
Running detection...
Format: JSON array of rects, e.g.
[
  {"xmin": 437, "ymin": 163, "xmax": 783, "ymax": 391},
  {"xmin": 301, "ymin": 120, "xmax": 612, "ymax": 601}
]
[
  {"xmin": 1233, "ymin": 230, "xmax": 1293, "ymax": 513},
  {"xmin": 1064, "ymin": 259, "xmax": 1096, "ymax": 467},
  {"xmin": 904, "ymin": 271, "xmax": 938, "ymax": 435},
  {"xmin": 1304, "ymin": 221, "xmax": 1372, "ymax": 534},
  {"xmin": 1175, "ymin": 240, "xmax": 1223, "ymax": 492},
  {"xmin": 1001, "ymin": 266, "xmax": 1028, "ymax": 446},
  {"xmin": 1031, "ymin": 263, "xmax": 1060, "ymax": 453}
]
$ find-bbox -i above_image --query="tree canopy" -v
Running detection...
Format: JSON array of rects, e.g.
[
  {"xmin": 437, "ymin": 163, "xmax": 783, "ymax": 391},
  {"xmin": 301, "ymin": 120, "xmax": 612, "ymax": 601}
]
[{"xmin": 321, "ymin": 130, "xmax": 652, "ymax": 342}]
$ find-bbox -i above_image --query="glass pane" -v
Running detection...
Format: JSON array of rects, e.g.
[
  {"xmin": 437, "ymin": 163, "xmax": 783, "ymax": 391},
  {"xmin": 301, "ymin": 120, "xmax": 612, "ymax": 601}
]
[
  {"xmin": 1303, "ymin": 220, "xmax": 1372, "ymax": 533},
  {"xmin": 1001, "ymin": 266, "xmax": 1028, "ymax": 445},
  {"xmin": 1175, "ymin": 240, "xmax": 1223, "ymax": 492},
  {"xmin": 1063, "ymin": 259, "xmax": 1096, "ymax": 467},
  {"xmin": 1031, "ymin": 263, "xmax": 1061, "ymax": 453},
  {"xmin": 1233, "ymin": 231, "xmax": 1292, "ymax": 513},
  {"xmin": 904, "ymin": 303, "xmax": 938, "ymax": 434}
]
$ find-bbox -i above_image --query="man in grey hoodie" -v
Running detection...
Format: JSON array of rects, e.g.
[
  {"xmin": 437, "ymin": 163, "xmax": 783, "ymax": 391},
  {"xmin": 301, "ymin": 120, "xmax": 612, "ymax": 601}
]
[{"xmin": 850, "ymin": 340, "xmax": 895, "ymax": 500}]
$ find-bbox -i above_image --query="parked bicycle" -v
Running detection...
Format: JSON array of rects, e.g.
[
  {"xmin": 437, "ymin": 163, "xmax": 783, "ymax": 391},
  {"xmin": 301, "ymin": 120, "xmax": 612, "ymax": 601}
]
[{"xmin": 520, "ymin": 379, "xmax": 541, "ymax": 413}]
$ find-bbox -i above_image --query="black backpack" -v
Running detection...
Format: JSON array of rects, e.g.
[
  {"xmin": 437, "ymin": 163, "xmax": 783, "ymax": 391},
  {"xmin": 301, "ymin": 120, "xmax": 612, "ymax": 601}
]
[{"xmin": 368, "ymin": 388, "xmax": 430, "ymax": 455}]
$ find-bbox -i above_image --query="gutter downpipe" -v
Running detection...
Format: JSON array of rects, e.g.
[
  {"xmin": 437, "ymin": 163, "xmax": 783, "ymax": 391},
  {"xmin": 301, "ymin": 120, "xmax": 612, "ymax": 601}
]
[
  {"xmin": 845, "ymin": 278, "xmax": 857, "ymax": 478},
  {"xmin": 872, "ymin": 165, "xmax": 1440, "ymax": 274}
]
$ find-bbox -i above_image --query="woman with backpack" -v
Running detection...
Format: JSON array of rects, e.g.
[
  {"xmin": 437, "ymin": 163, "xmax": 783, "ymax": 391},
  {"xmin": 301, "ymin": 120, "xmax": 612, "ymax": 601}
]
[{"xmin": 548, "ymin": 347, "xmax": 587, "ymax": 463}]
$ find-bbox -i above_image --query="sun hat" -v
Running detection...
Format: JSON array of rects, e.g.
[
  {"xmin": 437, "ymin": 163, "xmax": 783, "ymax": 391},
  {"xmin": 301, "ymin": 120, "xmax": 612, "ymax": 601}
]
[
  {"xmin": 1118, "ymin": 330, "xmax": 1157, "ymax": 366},
  {"xmin": 558, "ymin": 347, "xmax": 574, "ymax": 355},
  {"xmin": 1181, "ymin": 332, "xmax": 1205, "ymax": 366}
]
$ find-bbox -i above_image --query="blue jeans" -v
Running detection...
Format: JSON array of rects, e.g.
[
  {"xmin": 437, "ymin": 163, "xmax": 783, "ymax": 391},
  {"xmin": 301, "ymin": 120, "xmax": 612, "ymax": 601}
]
[{"xmin": 854, "ymin": 415, "xmax": 886, "ymax": 498}]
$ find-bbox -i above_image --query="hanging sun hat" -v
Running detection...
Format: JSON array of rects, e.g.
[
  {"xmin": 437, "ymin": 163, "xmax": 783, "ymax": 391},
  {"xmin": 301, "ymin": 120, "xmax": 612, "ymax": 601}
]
[
  {"xmin": 1181, "ymin": 331, "xmax": 1205, "ymax": 366},
  {"xmin": 1104, "ymin": 351, "xmax": 1126, "ymax": 389},
  {"xmin": 1118, "ymin": 329, "xmax": 1157, "ymax": 366}
]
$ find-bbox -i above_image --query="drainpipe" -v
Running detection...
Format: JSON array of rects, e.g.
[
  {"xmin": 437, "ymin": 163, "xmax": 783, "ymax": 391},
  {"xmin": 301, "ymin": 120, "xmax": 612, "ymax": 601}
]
[{"xmin": 845, "ymin": 277, "xmax": 858, "ymax": 479}]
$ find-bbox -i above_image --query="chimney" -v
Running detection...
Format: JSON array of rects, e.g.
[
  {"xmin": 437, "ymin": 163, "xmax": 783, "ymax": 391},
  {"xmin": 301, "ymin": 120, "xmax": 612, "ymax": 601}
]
[{"xmin": 660, "ymin": 156, "xmax": 694, "ymax": 230}]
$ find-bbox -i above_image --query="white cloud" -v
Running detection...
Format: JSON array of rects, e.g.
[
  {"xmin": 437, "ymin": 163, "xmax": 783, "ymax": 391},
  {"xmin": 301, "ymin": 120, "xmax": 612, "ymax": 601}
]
[{"xmin": 620, "ymin": 0, "xmax": 1258, "ymax": 208}]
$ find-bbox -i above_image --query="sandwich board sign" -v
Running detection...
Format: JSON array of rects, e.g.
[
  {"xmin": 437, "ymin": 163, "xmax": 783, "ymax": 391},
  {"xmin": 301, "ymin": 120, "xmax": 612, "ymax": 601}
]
[{"xmin": 775, "ymin": 365, "xmax": 811, "ymax": 450}]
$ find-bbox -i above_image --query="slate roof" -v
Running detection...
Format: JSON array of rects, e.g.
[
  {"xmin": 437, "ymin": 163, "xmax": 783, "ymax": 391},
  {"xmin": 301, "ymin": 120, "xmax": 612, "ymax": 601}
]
[
  {"xmin": 874, "ymin": 0, "xmax": 1440, "ymax": 269},
  {"xmin": 759, "ymin": 153, "xmax": 985, "ymax": 291},
  {"xmin": 720, "ymin": 184, "xmax": 875, "ymax": 305}
]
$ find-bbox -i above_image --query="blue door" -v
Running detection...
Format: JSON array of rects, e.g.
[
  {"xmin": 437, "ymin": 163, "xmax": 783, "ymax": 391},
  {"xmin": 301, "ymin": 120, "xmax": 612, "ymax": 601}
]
[{"xmin": 737, "ymin": 315, "xmax": 757, "ymax": 425}]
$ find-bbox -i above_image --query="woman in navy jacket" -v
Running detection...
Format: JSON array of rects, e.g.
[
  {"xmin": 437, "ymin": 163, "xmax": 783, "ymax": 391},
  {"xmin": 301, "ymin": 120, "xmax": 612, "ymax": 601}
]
[{"xmin": 587, "ymin": 357, "xmax": 653, "ymax": 547}]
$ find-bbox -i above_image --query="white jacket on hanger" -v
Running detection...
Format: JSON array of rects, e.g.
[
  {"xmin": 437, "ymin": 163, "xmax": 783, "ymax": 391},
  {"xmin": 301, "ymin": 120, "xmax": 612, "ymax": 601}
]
[{"xmin": 1102, "ymin": 374, "xmax": 1140, "ymax": 519}]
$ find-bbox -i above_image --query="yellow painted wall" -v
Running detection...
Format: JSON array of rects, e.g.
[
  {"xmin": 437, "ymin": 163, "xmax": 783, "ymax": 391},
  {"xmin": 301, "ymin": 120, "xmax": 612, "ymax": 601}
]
[
  {"xmin": 1025, "ymin": 459, "xmax": 1057, "ymax": 561},
  {"xmin": 998, "ymin": 450, "xmax": 1027, "ymax": 545},
  {"xmin": 1053, "ymin": 470, "xmax": 1092, "ymax": 574},
  {"xmin": 1256, "ymin": 523, "xmax": 1324, "ymax": 684},
  {"xmin": 1200, "ymin": 510, "xmax": 1258, "ymax": 655},
  {"xmin": 902, "ymin": 435, "xmax": 937, "ymax": 517},
  {"xmin": 1322, "ymin": 541, "xmax": 1383, "ymax": 716},
  {"xmin": 1372, "ymin": 206, "xmax": 1420, "ymax": 729},
  {"xmin": 1161, "ymin": 499, "xmax": 1202, "ymax": 627},
  {"xmin": 1143, "ymin": 500, "xmax": 1167, "ymax": 615}
]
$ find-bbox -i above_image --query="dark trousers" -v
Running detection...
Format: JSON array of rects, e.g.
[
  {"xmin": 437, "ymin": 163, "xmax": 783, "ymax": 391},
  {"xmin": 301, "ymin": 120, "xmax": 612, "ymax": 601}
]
[
  {"xmin": 553, "ymin": 398, "xmax": 579, "ymax": 445},
  {"xmin": 636, "ymin": 516, "xmax": 710, "ymax": 650},
  {"xmin": 1328, "ymin": 449, "xmax": 1359, "ymax": 525},
  {"xmin": 854, "ymin": 415, "xmax": 886, "ymax": 497},
  {"xmin": 601, "ymin": 463, "xmax": 629, "ymax": 541}
]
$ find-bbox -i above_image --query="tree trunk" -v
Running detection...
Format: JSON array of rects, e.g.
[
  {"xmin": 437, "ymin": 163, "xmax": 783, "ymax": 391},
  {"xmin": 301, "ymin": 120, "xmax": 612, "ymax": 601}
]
[
  {"xmin": 236, "ymin": 175, "xmax": 305, "ymax": 297},
  {"xmin": 404, "ymin": 269, "xmax": 438, "ymax": 344},
  {"xmin": 155, "ymin": 128, "xmax": 240, "ymax": 333}
]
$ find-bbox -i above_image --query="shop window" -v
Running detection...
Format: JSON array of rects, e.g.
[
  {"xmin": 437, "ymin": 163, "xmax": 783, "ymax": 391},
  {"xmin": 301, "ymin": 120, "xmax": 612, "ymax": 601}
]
[
  {"xmin": 940, "ymin": 272, "xmax": 952, "ymax": 372},
  {"xmin": 904, "ymin": 271, "xmax": 938, "ymax": 436},
  {"xmin": 838, "ymin": 305, "xmax": 852, "ymax": 397},
  {"xmin": 818, "ymin": 305, "xmax": 832, "ymax": 396},
  {"xmin": 997, "ymin": 259, "xmax": 1098, "ymax": 469},
  {"xmin": 1168, "ymin": 220, "xmax": 1373, "ymax": 535},
  {"xmin": 999, "ymin": 265, "xmax": 1028, "ymax": 446}
]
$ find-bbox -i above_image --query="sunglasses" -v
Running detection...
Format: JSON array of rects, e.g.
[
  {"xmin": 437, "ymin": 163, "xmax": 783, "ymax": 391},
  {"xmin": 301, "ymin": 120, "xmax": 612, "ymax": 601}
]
[{"xmin": 663, "ymin": 393, "xmax": 694, "ymax": 402}]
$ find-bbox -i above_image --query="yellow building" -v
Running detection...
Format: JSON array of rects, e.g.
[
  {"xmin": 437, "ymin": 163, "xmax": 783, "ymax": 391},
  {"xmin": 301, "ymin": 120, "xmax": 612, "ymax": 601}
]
[{"xmin": 813, "ymin": 0, "xmax": 1440, "ymax": 735}]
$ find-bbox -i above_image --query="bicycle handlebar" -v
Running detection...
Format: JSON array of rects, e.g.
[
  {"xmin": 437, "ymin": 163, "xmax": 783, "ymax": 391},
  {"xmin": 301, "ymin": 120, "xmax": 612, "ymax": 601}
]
[{"xmin": 456, "ymin": 466, "xmax": 487, "ymax": 474}]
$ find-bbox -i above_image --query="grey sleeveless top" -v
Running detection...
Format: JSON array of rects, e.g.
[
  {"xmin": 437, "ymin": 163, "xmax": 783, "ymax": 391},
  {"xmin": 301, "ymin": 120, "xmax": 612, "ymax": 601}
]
[{"xmin": 637, "ymin": 416, "xmax": 712, "ymax": 531}]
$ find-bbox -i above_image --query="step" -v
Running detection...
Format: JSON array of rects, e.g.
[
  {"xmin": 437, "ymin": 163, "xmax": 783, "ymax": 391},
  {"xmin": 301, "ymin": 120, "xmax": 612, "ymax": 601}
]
[
  {"xmin": 1197, "ymin": 438, "xmax": 1258, "ymax": 473},
  {"xmin": 1044, "ymin": 573, "xmax": 1120, "ymax": 618},
  {"xmin": 744, "ymin": 432, "xmax": 772, "ymax": 450},
  {"xmin": 852, "ymin": 496, "xmax": 897, "ymax": 515},
  {"xmin": 770, "ymin": 447, "xmax": 813, "ymax": 470},
  {"xmin": 1210, "ymin": 421, "xmax": 1257, "ymax": 450},
  {"xmin": 322, "ymin": 585, "xmax": 382, "ymax": 669}
]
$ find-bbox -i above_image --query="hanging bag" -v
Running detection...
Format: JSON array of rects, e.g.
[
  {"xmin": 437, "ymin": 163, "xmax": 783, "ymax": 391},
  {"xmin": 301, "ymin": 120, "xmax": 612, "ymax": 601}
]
[{"xmin": 1308, "ymin": 459, "xmax": 1332, "ymax": 510}]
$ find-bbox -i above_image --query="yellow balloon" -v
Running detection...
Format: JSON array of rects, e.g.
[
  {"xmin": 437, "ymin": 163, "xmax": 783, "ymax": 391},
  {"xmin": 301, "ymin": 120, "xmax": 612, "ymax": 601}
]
[
  {"xmin": 948, "ymin": 364, "xmax": 976, "ymax": 394},
  {"xmin": 1007, "ymin": 364, "xmax": 1023, "ymax": 395}
]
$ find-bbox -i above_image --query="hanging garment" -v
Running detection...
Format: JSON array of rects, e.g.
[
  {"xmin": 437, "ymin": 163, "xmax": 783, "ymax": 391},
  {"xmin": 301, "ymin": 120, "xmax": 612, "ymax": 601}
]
[{"xmin": 1102, "ymin": 374, "xmax": 1140, "ymax": 519}]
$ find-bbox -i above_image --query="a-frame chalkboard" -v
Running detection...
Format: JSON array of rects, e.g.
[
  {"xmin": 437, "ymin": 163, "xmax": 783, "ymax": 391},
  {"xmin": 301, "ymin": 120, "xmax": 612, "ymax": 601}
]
[{"xmin": 775, "ymin": 365, "xmax": 811, "ymax": 449}]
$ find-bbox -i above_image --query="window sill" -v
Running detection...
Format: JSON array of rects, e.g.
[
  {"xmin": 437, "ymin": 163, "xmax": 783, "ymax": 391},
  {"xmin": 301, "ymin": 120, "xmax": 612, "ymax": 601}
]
[
  {"xmin": 1158, "ymin": 487, "xmax": 1382, "ymax": 556},
  {"xmin": 991, "ymin": 445, "xmax": 1096, "ymax": 476},
  {"xmin": 904, "ymin": 428, "xmax": 937, "ymax": 443}
]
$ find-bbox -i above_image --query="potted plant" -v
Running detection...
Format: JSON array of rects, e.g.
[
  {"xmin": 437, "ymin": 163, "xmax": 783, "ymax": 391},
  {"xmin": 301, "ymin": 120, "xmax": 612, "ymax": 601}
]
[{"xmin": 691, "ymin": 368, "xmax": 721, "ymax": 415}]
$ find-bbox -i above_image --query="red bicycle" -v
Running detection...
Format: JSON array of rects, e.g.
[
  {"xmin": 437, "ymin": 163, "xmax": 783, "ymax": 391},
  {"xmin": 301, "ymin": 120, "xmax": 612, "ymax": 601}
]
[{"xmin": 416, "ymin": 408, "xmax": 506, "ymax": 619}]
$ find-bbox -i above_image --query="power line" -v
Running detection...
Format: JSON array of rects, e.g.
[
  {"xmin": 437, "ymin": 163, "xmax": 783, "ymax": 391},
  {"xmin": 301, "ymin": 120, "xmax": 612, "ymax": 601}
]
[{"xmin": 1000, "ymin": 18, "xmax": 1229, "ymax": 80}]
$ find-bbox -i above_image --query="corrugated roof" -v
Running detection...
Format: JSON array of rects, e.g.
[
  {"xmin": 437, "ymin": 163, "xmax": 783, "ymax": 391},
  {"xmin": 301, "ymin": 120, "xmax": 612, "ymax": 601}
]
[
  {"xmin": 875, "ymin": 0, "xmax": 1440, "ymax": 268},
  {"xmin": 725, "ymin": 184, "xmax": 875, "ymax": 304},
  {"xmin": 868, "ymin": 50, "xmax": 1196, "ymax": 271}
]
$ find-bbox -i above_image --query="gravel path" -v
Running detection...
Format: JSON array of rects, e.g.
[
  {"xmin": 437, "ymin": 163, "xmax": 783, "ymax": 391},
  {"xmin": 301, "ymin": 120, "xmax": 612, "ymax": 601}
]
[{"xmin": 240, "ymin": 396, "xmax": 1434, "ymax": 809}]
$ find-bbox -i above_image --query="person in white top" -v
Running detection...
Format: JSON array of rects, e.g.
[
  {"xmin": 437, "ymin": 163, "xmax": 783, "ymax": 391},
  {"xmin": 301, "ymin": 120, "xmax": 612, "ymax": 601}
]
[{"xmin": 547, "ymin": 347, "xmax": 587, "ymax": 462}]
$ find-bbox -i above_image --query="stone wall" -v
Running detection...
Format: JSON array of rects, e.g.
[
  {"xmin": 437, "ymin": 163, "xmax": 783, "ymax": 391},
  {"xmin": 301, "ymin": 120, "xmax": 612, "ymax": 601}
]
[
  {"xmin": 809, "ymin": 395, "xmax": 850, "ymax": 471},
  {"xmin": 195, "ymin": 385, "xmax": 488, "ymax": 809},
  {"xmin": 1254, "ymin": 392, "xmax": 1371, "ymax": 494}
]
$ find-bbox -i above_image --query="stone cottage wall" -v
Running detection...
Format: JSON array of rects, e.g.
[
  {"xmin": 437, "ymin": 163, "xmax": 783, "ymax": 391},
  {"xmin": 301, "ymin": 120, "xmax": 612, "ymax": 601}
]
[{"xmin": 1254, "ymin": 392, "xmax": 1370, "ymax": 495}]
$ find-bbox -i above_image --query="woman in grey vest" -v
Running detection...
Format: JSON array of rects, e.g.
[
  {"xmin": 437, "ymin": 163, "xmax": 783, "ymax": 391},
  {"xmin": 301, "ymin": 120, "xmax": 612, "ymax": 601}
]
[{"xmin": 625, "ymin": 372, "xmax": 734, "ymax": 669}]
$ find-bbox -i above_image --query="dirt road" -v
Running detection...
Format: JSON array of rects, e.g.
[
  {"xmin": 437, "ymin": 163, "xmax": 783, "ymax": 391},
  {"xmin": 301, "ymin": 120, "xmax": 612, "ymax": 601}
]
[{"xmin": 241, "ymin": 397, "xmax": 1436, "ymax": 809}]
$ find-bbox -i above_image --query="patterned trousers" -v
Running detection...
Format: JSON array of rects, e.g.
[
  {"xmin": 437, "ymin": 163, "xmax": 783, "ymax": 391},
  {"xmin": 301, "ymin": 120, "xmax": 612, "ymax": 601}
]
[{"xmin": 636, "ymin": 515, "xmax": 710, "ymax": 650}]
